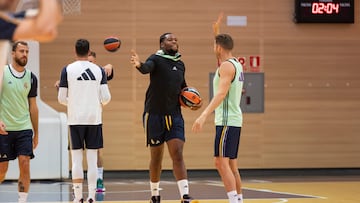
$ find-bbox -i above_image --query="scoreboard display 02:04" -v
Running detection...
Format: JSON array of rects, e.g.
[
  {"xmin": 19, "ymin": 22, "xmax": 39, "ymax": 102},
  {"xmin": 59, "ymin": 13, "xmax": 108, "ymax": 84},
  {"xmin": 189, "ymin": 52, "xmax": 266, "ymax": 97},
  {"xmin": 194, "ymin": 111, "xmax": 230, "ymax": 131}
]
[{"xmin": 294, "ymin": 0, "xmax": 354, "ymax": 23}]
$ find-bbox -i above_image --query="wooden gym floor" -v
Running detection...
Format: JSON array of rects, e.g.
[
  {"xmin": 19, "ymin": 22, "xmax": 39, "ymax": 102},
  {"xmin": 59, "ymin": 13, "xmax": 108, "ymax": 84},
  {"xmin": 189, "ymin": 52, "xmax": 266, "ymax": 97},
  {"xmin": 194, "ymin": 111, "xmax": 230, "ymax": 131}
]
[{"xmin": 0, "ymin": 169, "xmax": 359, "ymax": 203}]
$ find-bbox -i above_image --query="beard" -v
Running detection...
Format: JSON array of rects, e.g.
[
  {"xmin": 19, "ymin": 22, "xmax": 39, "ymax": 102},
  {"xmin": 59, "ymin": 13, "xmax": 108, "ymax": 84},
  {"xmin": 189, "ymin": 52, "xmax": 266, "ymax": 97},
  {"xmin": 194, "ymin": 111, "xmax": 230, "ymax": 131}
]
[
  {"xmin": 15, "ymin": 57, "xmax": 27, "ymax": 66},
  {"xmin": 163, "ymin": 43, "xmax": 179, "ymax": 56},
  {"xmin": 166, "ymin": 49, "xmax": 178, "ymax": 56}
]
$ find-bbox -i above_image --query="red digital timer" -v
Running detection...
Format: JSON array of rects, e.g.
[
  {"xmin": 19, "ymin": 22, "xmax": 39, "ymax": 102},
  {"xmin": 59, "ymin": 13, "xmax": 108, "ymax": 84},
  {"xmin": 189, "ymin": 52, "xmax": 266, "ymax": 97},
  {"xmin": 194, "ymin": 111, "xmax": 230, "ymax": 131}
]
[
  {"xmin": 294, "ymin": 0, "xmax": 354, "ymax": 23},
  {"xmin": 312, "ymin": 3, "xmax": 339, "ymax": 14}
]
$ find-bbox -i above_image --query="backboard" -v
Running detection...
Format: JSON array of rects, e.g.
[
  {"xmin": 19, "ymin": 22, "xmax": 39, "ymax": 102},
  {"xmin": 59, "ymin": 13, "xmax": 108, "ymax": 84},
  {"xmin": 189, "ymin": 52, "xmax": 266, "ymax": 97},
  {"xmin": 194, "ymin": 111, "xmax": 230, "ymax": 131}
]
[{"xmin": 16, "ymin": 0, "xmax": 81, "ymax": 15}]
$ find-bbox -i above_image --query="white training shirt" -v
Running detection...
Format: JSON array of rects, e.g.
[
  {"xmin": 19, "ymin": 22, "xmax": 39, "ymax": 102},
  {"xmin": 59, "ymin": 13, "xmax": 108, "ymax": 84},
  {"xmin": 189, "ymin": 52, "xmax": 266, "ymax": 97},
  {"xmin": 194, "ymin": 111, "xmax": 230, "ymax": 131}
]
[{"xmin": 58, "ymin": 60, "xmax": 111, "ymax": 125}]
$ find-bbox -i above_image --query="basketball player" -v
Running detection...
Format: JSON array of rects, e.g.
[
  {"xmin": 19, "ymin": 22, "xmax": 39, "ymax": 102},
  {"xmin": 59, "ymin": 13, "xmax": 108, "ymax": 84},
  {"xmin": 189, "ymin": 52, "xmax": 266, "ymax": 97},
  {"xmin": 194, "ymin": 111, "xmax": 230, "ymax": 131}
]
[
  {"xmin": 54, "ymin": 51, "xmax": 113, "ymax": 193},
  {"xmin": 130, "ymin": 33, "xmax": 198, "ymax": 203},
  {"xmin": 192, "ymin": 33, "xmax": 245, "ymax": 203},
  {"xmin": 0, "ymin": 41, "xmax": 39, "ymax": 203},
  {"xmin": 58, "ymin": 39, "xmax": 111, "ymax": 203},
  {"xmin": 0, "ymin": 0, "xmax": 62, "ymax": 93}
]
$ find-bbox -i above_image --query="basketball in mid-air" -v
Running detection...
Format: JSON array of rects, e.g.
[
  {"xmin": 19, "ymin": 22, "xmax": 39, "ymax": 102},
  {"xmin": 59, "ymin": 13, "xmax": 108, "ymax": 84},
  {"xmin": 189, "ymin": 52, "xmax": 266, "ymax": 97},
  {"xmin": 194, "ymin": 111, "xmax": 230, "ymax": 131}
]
[
  {"xmin": 179, "ymin": 87, "xmax": 202, "ymax": 109},
  {"xmin": 104, "ymin": 36, "xmax": 121, "ymax": 52}
]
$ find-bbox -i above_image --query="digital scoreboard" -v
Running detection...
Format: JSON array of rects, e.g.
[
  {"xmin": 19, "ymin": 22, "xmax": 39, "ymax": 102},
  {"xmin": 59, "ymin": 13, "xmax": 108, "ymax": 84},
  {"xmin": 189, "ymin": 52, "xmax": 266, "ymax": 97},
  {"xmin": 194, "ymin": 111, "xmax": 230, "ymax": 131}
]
[{"xmin": 294, "ymin": 0, "xmax": 354, "ymax": 23}]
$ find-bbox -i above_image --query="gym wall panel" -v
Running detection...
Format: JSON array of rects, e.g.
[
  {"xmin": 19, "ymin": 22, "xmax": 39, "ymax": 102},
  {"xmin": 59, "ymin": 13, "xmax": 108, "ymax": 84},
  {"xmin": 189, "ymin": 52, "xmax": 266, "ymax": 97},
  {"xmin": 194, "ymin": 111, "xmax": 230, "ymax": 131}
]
[{"xmin": 39, "ymin": 0, "xmax": 360, "ymax": 170}]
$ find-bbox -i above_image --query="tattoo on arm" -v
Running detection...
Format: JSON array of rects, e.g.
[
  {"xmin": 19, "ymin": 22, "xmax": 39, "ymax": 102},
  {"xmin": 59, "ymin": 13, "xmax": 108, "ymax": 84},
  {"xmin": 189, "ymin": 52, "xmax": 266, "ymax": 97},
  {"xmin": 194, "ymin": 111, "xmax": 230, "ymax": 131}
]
[{"xmin": 19, "ymin": 181, "xmax": 25, "ymax": 192}]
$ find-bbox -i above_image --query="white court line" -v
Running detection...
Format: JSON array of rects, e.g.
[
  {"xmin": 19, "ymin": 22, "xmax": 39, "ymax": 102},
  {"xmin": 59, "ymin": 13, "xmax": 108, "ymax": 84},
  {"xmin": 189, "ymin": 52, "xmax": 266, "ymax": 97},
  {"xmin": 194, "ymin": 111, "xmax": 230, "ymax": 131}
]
[
  {"xmin": 205, "ymin": 181, "xmax": 327, "ymax": 200},
  {"xmin": 244, "ymin": 187, "xmax": 327, "ymax": 200},
  {"xmin": 273, "ymin": 199, "xmax": 288, "ymax": 203}
]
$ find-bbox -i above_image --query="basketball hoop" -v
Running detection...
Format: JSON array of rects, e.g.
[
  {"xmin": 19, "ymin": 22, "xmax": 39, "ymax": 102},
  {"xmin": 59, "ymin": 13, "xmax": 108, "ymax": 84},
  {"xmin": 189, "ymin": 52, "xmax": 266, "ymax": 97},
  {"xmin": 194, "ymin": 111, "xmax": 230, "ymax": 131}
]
[
  {"xmin": 16, "ymin": 0, "xmax": 39, "ymax": 11},
  {"xmin": 62, "ymin": 0, "xmax": 81, "ymax": 15},
  {"xmin": 16, "ymin": 0, "xmax": 81, "ymax": 15}
]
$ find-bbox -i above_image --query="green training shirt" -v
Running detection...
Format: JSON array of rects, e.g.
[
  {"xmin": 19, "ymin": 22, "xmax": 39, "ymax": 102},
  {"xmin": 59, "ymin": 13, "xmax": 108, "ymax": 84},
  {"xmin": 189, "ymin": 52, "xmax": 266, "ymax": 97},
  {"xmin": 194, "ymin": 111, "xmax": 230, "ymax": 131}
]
[
  {"xmin": 213, "ymin": 58, "xmax": 244, "ymax": 127},
  {"xmin": 0, "ymin": 65, "xmax": 36, "ymax": 131}
]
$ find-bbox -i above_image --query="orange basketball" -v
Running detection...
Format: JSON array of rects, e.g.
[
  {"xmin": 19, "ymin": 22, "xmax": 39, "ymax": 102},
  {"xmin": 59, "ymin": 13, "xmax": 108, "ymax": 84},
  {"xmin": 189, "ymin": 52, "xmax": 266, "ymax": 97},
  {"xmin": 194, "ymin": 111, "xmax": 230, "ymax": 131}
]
[
  {"xmin": 179, "ymin": 87, "xmax": 202, "ymax": 108},
  {"xmin": 104, "ymin": 36, "xmax": 121, "ymax": 52}
]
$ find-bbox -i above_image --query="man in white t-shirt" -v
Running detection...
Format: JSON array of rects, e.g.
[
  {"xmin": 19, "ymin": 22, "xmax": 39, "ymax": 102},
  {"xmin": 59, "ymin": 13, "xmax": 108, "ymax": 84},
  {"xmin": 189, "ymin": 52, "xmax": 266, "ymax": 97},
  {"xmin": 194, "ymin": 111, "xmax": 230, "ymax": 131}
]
[{"xmin": 58, "ymin": 39, "xmax": 111, "ymax": 203}]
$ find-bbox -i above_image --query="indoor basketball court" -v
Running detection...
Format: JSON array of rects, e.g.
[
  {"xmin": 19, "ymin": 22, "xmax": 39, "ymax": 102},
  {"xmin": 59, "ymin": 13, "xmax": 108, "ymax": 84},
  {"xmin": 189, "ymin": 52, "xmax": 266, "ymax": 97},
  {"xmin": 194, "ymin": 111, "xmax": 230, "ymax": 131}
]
[
  {"xmin": 1, "ymin": 170, "xmax": 360, "ymax": 203},
  {"xmin": 1, "ymin": 0, "xmax": 360, "ymax": 203}
]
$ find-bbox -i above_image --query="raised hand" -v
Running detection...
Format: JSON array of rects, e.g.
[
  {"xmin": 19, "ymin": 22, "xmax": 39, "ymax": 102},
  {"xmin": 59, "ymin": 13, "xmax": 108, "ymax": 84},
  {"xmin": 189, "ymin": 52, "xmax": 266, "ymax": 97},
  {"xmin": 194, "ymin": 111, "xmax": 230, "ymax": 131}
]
[{"xmin": 213, "ymin": 12, "xmax": 224, "ymax": 36}]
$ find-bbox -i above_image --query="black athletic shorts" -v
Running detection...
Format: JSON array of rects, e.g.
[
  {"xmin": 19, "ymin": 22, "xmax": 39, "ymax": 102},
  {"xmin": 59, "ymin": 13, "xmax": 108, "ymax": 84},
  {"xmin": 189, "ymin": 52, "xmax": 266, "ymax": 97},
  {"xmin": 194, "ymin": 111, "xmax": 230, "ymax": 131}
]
[
  {"xmin": 143, "ymin": 112, "xmax": 185, "ymax": 146},
  {"xmin": 214, "ymin": 126, "xmax": 241, "ymax": 159},
  {"xmin": 69, "ymin": 125, "xmax": 103, "ymax": 150},
  {"xmin": 0, "ymin": 129, "xmax": 34, "ymax": 162}
]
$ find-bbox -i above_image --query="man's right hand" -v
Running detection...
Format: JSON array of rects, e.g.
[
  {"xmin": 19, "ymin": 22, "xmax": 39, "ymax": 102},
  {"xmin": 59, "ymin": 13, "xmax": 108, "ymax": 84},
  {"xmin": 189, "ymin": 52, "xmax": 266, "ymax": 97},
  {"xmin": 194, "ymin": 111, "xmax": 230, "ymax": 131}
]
[
  {"xmin": 130, "ymin": 49, "xmax": 141, "ymax": 68},
  {"xmin": 0, "ymin": 121, "xmax": 8, "ymax": 135}
]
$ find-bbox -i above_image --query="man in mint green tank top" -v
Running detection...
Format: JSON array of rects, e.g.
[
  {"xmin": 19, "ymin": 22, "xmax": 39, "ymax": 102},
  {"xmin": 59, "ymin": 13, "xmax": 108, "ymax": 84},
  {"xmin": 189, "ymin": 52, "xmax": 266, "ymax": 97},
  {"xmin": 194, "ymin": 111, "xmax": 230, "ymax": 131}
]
[
  {"xmin": 192, "ymin": 34, "xmax": 245, "ymax": 203},
  {"xmin": 0, "ymin": 41, "xmax": 39, "ymax": 203}
]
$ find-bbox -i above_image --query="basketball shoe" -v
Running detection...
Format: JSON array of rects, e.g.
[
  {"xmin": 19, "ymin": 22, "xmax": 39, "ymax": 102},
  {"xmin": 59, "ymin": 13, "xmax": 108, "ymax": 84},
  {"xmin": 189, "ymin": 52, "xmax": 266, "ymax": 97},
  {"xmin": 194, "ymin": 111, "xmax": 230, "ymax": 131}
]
[
  {"xmin": 87, "ymin": 198, "xmax": 94, "ymax": 203},
  {"xmin": 96, "ymin": 178, "xmax": 106, "ymax": 192},
  {"xmin": 73, "ymin": 198, "xmax": 84, "ymax": 203},
  {"xmin": 181, "ymin": 194, "xmax": 198, "ymax": 203},
  {"xmin": 150, "ymin": 195, "xmax": 161, "ymax": 203}
]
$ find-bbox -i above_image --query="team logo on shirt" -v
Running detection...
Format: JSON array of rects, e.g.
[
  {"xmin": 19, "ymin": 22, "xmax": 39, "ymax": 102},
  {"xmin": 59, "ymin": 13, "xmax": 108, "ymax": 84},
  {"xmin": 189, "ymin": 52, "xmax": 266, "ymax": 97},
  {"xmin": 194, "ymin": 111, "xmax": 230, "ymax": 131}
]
[
  {"xmin": 0, "ymin": 154, "xmax": 7, "ymax": 159},
  {"xmin": 77, "ymin": 68, "xmax": 96, "ymax": 81},
  {"xmin": 172, "ymin": 66, "xmax": 177, "ymax": 71}
]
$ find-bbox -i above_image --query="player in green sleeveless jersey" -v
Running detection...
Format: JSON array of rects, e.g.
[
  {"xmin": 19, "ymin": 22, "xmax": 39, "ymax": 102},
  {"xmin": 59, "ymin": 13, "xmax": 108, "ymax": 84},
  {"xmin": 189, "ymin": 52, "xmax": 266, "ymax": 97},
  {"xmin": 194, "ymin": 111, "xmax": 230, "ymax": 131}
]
[
  {"xmin": 0, "ymin": 41, "xmax": 39, "ymax": 203},
  {"xmin": 192, "ymin": 34, "xmax": 245, "ymax": 203}
]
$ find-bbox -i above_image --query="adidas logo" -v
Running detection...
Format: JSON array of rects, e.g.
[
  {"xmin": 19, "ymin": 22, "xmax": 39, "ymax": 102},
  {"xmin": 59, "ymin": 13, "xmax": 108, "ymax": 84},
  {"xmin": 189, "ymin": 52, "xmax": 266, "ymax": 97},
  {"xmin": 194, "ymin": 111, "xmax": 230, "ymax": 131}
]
[
  {"xmin": 172, "ymin": 66, "xmax": 177, "ymax": 71},
  {"xmin": 151, "ymin": 139, "xmax": 160, "ymax": 145},
  {"xmin": 77, "ymin": 68, "xmax": 96, "ymax": 81}
]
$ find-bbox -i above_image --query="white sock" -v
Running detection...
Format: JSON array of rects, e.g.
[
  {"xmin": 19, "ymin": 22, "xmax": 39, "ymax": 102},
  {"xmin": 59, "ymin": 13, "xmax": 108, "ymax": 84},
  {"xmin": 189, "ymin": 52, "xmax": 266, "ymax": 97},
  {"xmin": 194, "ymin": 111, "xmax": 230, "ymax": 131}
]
[
  {"xmin": 73, "ymin": 183, "xmax": 83, "ymax": 201},
  {"xmin": 150, "ymin": 181, "xmax": 160, "ymax": 196},
  {"xmin": 177, "ymin": 179, "xmax": 189, "ymax": 198},
  {"xmin": 238, "ymin": 193, "xmax": 243, "ymax": 203},
  {"xmin": 71, "ymin": 149, "xmax": 84, "ymax": 180},
  {"xmin": 97, "ymin": 167, "xmax": 104, "ymax": 180},
  {"xmin": 18, "ymin": 192, "xmax": 28, "ymax": 203},
  {"xmin": 86, "ymin": 149, "xmax": 98, "ymax": 200},
  {"xmin": 227, "ymin": 190, "xmax": 238, "ymax": 203}
]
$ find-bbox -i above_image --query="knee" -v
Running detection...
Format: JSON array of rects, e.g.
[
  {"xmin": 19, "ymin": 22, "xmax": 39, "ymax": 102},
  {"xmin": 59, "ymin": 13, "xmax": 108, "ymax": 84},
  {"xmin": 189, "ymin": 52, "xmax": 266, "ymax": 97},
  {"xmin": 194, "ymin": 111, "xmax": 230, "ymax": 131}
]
[
  {"xmin": 214, "ymin": 159, "xmax": 222, "ymax": 170},
  {"xmin": 19, "ymin": 159, "xmax": 30, "ymax": 167},
  {"xmin": 18, "ymin": 158, "xmax": 30, "ymax": 173},
  {"xmin": 169, "ymin": 147, "xmax": 184, "ymax": 163},
  {"xmin": 214, "ymin": 158, "xmax": 227, "ymax": 172}
]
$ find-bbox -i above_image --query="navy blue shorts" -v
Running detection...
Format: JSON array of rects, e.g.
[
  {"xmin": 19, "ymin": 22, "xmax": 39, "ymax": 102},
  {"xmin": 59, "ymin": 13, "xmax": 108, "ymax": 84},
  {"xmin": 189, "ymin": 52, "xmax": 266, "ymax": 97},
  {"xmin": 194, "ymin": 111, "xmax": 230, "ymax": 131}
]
[
  {"xmin": 214, "ymin": 126, "xmax": 241, "ymax": 159},
  {"xmin": 143, "ymin": 112, "xmax": 185, "ymax": 146},
  {"xmin": 0, "ymin": 130, "xmax": 34, "ymax": 162},
  {"xmin": 69, "ymin": 125, "xmax": 103, "ymax": 150}
]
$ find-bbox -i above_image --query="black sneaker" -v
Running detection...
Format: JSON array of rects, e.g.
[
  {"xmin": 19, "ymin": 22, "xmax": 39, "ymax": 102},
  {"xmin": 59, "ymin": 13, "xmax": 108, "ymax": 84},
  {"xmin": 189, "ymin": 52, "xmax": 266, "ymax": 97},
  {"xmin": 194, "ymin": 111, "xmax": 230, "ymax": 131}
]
[
  {"xmin": 181, "ymin": 194, "xmax": 197, "ymax": 203},
  {"xmin": 150, "ymin": 195, "xmax": 161, "ymax": 203},
  {"xmin": 87, "ymin": 198, "xmax": 94, "ymax": 203}
]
